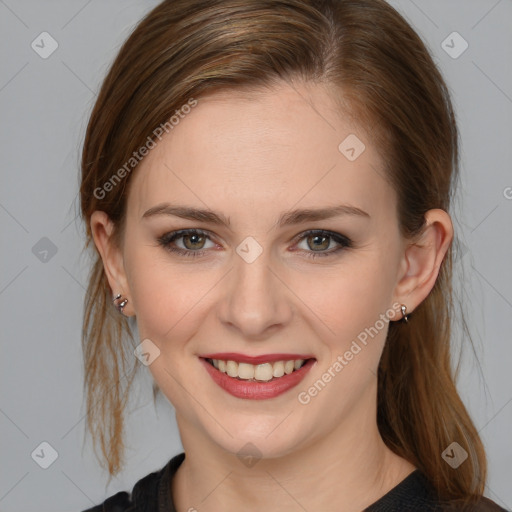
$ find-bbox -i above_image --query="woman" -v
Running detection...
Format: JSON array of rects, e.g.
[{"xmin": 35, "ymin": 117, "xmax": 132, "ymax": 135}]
[{"xmin": 80, "ymin": 0, "xmax": 507, "ymax": 510}]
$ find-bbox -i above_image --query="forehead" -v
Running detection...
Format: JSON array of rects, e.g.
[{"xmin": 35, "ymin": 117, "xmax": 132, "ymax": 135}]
[{"xmin": 127, "ymin": 81, "xmax": 396, "ymax": 228}]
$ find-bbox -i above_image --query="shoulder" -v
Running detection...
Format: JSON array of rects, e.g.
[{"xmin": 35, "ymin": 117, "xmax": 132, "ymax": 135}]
[
  {"xmin": 365, "ymin": 470, "xmax": 509, "ymax": 512},
  {"xmin": 440, "ymin": 496, "xmax": 510, "ymax": 511},
  {"xmin": 82, "ymin": 490, "xmax": 132, "ymax": 512},
  {"xmin": 81, "ymin": 453, "xmax": 185, "ymax": 512},
  {"xmin": 80, "ymin": 469, "xmax": 159, "ymax": 512}
]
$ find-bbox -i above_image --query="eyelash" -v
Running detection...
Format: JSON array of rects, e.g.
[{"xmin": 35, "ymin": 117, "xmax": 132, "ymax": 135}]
[{"xmin": 156, "ymin": 229, "xmax": 353, "ymax": 260}]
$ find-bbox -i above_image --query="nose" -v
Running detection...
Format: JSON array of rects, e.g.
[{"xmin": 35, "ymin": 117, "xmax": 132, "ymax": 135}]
[{"xmin": 217, "ymin": 248, "xmax": 293, "ymax": 339}]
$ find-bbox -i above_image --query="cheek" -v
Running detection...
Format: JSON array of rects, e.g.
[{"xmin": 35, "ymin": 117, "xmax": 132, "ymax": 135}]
[
  {"xmin": 296, "ymin": 259, "xmax": 392, "ymax": 339},
  {"xmin": 124, "ymin": 244, "xmax": 211, "ymax": 345},
  {"xmin": 308, "ymin": 263, "xmax": 396, "ymax": 395}
]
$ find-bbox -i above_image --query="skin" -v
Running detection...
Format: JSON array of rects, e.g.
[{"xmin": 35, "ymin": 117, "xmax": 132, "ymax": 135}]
[{"xmin": 92, "ymin": 79, "xmax": 453, "ymax": 512}]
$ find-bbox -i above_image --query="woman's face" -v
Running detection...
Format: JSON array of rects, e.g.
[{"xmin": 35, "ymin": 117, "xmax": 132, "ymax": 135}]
[{"xmin": 111, "ymin": 81, "xmax": 410, "ymax": 458}]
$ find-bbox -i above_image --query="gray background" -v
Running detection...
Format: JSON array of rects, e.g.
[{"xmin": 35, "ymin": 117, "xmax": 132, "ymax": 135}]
[{"xmin": 0, "ymin": 1, "xmax": 511, "ymax": 511}]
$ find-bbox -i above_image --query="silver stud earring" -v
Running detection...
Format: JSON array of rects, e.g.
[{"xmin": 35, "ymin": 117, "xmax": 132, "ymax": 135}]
[
  {"xmin": 400, "ymin": 304, "xmax": 409, "ymax": 323},
  {"xmin": 113, "ymin": 293, "xmax": 129, "ymax": 315}
]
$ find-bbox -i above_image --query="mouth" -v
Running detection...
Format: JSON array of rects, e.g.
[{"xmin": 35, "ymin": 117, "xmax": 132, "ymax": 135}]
[{"xmin": 199, "ymin": 354, "xmax": 316, "ymax": 400}]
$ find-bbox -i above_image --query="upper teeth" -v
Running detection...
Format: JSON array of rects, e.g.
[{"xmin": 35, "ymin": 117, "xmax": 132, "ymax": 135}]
[{"xmin": 210, "ymin": 359, "xmax": 306, "ymax": 381}]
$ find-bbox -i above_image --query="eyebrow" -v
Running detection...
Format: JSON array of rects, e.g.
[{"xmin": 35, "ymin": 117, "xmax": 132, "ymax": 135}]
[{"xmin": 142, "ymin": 203, "xmax": 370, "ymax": 228}]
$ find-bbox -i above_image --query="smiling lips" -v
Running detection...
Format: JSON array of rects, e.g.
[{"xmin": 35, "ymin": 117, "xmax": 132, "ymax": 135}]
[{"xmin": 200, "ymin": 352, "xmax": 316, "ymax": 400}]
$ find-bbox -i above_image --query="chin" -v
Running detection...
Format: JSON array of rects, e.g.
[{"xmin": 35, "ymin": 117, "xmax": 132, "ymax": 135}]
[{"xmin": 198, "ymin": 410, "xmax": 313, "ymax": 462}]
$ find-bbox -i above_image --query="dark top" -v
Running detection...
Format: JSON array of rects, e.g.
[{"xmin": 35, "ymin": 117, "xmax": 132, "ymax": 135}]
[{"xmin": 82, "ymin": 452, "xmax": 508, "ymax": 512}]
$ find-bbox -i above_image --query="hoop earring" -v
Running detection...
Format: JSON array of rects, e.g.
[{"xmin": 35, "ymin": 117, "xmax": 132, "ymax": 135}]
[
  {"xmin": 400, "ymin": 304, "xmax": 410, "ymax": 323},
  {"xmin": 113, "ymin": 293, "xmax": 129, "ymax": 315}
]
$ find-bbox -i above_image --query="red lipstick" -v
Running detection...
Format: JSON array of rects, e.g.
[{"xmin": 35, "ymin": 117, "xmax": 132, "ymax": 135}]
[{"xmin": 199, "ymin": 356, "xmax": 316, "ymax": 400}]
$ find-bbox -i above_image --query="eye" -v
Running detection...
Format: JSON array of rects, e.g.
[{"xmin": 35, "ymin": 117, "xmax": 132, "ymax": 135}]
[
  {"xmin": 293, "ymin": 229, "xmax": 352, "ymax": 259},
  {"xmin": 157, "ymin": 229, "xmax": 216, "ymax": 258}
]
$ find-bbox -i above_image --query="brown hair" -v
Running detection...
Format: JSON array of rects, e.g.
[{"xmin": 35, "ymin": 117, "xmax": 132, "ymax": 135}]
[{"xmin": 80, "ymin": 0, "xmax": 486, "ymax": 504}]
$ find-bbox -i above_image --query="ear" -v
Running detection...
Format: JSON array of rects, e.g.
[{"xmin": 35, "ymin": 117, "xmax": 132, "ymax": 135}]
[
  {"xmin": 90, "ymin": 211, "xmax": 134, "ymax": 317},
  {"xmin": 392, "ymin": 208, "xmax": 453, "ymax": 317}
]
